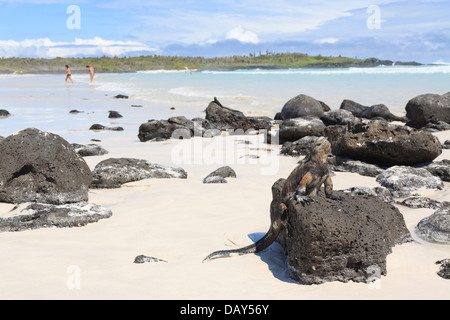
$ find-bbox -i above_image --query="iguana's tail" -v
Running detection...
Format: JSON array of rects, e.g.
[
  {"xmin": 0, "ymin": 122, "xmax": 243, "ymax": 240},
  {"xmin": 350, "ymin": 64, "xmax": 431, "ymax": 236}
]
[{"xmin": 202, "ymin": 218, "xmax": 282, "ymax": 263}]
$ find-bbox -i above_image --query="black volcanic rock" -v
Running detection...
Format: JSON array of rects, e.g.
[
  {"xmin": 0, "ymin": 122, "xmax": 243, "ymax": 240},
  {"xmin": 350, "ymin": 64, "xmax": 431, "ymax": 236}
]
[
  {"xmin": 272, "ymin": 179, "xmax": 411, "ymax": 285},
  {"xmin": 280, "ymin": 94, "xmax": 324, "ymax": 120},
  {"xmin": 406, "ymin": 93, "xmax": 450, "ymax": 127},
  {"xmin": 91, "ymin": 158, "xmax": 187, "ymax": 188},
  {"xmin": 0, "ymin": 202, "xmax": 112, "ymax": 232},
  {"xmin": 324, "ymin": 121, "xmax": 442, "ymax": 167},
  {"xmin": 0, "ymin": 128, "xmax": 92, "ymax": 204}
]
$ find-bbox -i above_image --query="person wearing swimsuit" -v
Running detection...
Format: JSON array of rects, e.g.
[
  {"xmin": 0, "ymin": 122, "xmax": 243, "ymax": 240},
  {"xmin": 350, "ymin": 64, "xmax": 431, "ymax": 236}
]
[
  {"xmin": 65, "ymin": 65, "xmax": 74, "ymax": 84},
  {"xmin": 86, "ymin": 65, "xmax": 95, "ymax": 83}
]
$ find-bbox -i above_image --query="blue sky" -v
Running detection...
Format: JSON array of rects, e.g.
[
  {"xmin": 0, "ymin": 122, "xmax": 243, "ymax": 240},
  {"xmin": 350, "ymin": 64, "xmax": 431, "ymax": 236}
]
[{"xmin": 0, "ymin": 0, "xmax": 449, "ymax": 63}]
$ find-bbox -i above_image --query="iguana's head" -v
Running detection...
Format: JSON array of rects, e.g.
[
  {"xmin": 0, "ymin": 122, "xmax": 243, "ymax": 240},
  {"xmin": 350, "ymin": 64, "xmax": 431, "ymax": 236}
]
[
  {"xmin": 309, "ymin": 137, "xmax": 331, "ymax": 160},
  {"xmin": 312, "ymin": 137, "xmax": 331, "ymax": 152}
]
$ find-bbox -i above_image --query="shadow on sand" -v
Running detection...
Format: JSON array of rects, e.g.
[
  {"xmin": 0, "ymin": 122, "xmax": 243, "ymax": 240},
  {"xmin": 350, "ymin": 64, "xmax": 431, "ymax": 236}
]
[{"xmin": 248, "ymin": 232, "xmax": 298, "ymax": 284}]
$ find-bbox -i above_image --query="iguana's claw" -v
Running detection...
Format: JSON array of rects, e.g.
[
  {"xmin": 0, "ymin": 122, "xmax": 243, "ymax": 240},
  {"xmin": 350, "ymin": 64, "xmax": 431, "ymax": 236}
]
[{"xmin": 295, "ymin": 195, "xmax": 313, "ymax": 206}]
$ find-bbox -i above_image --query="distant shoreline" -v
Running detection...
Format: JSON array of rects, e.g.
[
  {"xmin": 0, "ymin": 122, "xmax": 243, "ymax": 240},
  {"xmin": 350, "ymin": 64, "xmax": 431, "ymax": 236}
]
[{"xmin": 0, "ymin": 53, "xmax": 424, "ymax": 74}]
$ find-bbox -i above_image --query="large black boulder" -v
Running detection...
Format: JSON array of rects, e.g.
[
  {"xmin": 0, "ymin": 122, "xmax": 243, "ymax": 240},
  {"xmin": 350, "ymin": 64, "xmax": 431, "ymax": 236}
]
[
  {"xmin": 325, "ymin": 121, "xmax": 442, "ymax": 167},
  {"xmin": 280, "ymin": 94, "xmax": 324, "ymax": 120},
  {"xmin": 0, "ymin": 128, "xmax": 92, "ymax": 204},
  {"xmin": 406, "ymin": 93, "xmax": 450, "ymax": 127},
  {"xmin": 272, "ymin": 179, "xmax": 411, "ymax": 284},
  {"xmin": 138, "ymin": 99, "xmax": 272, "ymax": 142}
]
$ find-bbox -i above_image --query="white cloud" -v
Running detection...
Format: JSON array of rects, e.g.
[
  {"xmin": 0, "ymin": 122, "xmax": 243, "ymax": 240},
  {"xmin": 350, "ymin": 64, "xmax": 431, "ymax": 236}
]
[
  {"xmin": 0, "ymin": 37, "xmax": 157, "ymax": 58},
  {"xmin": 225, "ymin": 26, "xmax": 260, "ymax": 44},
  {"xmin": 314, "ymin": 38, "xmax": 340, "ymax": 44}
]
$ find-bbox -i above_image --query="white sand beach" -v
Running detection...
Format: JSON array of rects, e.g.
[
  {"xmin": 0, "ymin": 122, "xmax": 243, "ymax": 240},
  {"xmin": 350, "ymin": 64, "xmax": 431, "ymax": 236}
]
[{"xmin": 0, "ymin": 74, "xmax": 449, "ymax": 300}]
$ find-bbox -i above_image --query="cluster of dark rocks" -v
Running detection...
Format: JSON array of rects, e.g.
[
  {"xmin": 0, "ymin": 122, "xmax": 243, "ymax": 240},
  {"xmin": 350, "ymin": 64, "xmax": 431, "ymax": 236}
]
[
  {"xmin": 138, "ymin": 97, "xmax": 272, "ymax": 142},
  {"xmin": 272, "ymin": 92, "xmax": 450, "ymax": 283},
  {"xmin": 69, "ymin": 108, "xmax": 124, "ymax": 132},
  {"xmin": 278, "ymin": 94, "xmax": 443, "ymax": 167},
  {"xmin": 0, "ymin": 128, "xmax": 111, "ymax": 231},
  {"xmin": 138, "ymin": 92, "xmax": 450, "ymax": 281},
  {"xmin": 0, "ymin": 128, "xmax": 188, "ymax": 233}
]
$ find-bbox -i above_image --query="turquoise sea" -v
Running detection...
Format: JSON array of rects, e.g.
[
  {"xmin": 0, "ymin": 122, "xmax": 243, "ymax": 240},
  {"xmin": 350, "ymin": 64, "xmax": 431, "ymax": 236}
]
[{"xmin": 96, "ymin": 64, "xmax": 450, "ymax": 117}]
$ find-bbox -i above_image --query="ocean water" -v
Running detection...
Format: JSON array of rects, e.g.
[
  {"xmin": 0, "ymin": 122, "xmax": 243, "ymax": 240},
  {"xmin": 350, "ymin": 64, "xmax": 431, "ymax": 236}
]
[
  {"xmin": 0, "ymin": 64, "xmax": 449, "ymax": 140},
  {"xmin": 96, "ymin": 64, "xmax": 450, "ymax": 117}
]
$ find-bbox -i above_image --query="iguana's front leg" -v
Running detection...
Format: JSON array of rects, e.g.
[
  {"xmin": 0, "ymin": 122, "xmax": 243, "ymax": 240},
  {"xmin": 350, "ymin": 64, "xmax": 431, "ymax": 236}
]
[{"xmin": 324, "ymin": 173, "xmax": 345, "ymax": 201}]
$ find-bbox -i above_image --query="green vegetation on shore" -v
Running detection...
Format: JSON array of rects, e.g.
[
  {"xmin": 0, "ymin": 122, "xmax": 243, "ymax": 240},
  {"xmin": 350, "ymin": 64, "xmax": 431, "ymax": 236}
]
[{"xmin": 0, "ymin": 53, "xmax": 420, "ymax": 74}]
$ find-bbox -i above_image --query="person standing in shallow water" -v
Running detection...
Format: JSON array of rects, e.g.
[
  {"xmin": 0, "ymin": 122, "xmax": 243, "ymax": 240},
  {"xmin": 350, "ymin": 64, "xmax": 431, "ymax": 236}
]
[
  {"xmin": 65, "ymin": 65, "xmax": 73, "ymax": 84},
  {"xmin": 86, "ymin": 65, "xmax": 95, "ymax": 83}
]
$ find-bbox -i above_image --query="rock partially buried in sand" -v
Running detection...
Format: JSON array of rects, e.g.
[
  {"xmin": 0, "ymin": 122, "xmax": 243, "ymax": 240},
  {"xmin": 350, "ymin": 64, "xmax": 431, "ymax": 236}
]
[
  {"xmin": 436, "ymin": 259, "xmax": 450, "ymax": 279},
  {"xmin": 0, "ymin": 202, "xmax": 112, "ymax": 232},
  {"xmin": 423, "ymin": 160, "xmax": 450, "ymax": 182},
  {"xmin": 400, "ymin": 197, "xmax": 443, "ymax": 210},
  {"xmin": 331, "ymin": 158, "xmax": 385, "ymax": 178},
  {"xmin": 203, "ymin": 166, "xmax": 237, "ymax": 184},
  {"xmin": 72, "ymin": 143, "xmax": 109, "ymax": 157},
  {"xmin": 0, "ymin": 128, "xmax": 92, "ymax": 205},
  {"xmin": 376, "ymin": 166, "xmax": 444, "ymax": 197},
  {"xmin": 89, "ymin": 124, "xmax": 124, "ymax": 131},
  {"xmin": 108, "ymin": 110, "xmax": 123, "ymax": 118},
  {"xmin": 133, "ymin": 255, "xmax": 167, "ymax": 264},
  {"xmin": 417, "ymin": 210, "xmax": 450, "ymax": 244},
  {"xmin": 90, "ymin": 157, "xmax": 188, "ymax": 189},
  {"xmin": 0, "ymin": 109, "xmax": 11, "ymax": 118}
]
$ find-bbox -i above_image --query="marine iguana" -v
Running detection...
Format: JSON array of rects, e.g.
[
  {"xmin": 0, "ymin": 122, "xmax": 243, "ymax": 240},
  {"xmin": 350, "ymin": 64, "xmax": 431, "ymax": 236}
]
[{"xmin": 203, "ymin": 137, "xmax": 344, "ymax": 263}]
